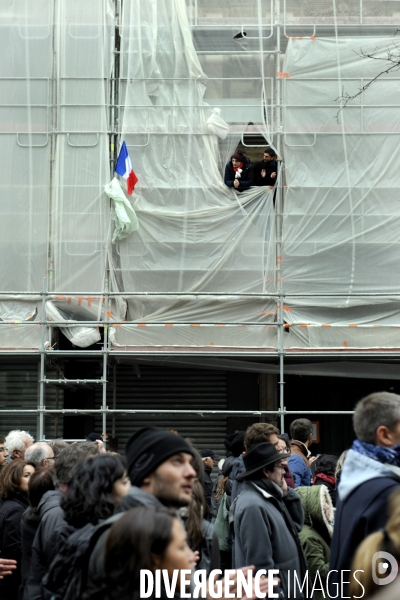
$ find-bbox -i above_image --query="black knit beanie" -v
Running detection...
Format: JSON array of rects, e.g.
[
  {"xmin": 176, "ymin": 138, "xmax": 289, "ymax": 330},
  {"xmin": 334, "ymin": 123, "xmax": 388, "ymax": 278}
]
[
  {"xmin": 224, "ymin": 431, "xmax": 246, "ymax": 457},
  {"xmin": 126, "ymin": 426, "xmax": 195, "ymax": 486}
]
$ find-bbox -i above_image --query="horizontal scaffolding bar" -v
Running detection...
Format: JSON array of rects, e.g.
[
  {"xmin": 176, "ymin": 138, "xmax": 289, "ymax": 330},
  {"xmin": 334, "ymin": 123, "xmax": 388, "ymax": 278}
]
[
  {"xmin": 1, "ymin": 291, "xmax": 400, "ymax": 298},
  {"xmin": 43, "ymin": 379, "xmax": 106, "ymax": 384},
  {"xmin": 0, "ymin": 409, "xmax": 355, "ymax": 415}
]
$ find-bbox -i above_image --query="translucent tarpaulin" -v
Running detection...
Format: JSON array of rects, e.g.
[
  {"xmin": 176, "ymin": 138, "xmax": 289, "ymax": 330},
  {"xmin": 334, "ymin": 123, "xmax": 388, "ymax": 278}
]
[
  {"xmin": 281, "ymin": 37, "xmax": 400, "ymax": 349},
  {"xmin": 1, "ymin": 0, "xmax": 400, "ymax": 352},
  {"xmin": 113, "ymin": 0, "xmax": 277, "ymax": 348}
]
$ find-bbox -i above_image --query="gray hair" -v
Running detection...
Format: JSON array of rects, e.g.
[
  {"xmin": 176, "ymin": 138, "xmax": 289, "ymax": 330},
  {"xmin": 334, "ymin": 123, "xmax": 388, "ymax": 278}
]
[
  {"xmin": 353, "ymin": 392, "xmax": 400, "ymax": 444},
  {"xmin": 5, "ymin": 430, "xmax": 34, "ymax": 453},
  {"xmin": 25, "ymin": 443, "xmax": 53, "ymax": 466}
]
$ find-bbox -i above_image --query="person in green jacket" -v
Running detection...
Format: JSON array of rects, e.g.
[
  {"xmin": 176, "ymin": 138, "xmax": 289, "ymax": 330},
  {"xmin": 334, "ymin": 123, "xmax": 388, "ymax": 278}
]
[{"xmin": 296, "ymin": 484, "xmax": 334, "ymax": 600}]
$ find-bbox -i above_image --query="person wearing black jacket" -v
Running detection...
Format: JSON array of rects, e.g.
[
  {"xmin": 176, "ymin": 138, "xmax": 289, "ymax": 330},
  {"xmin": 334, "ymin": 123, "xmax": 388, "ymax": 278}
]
[
  {"xmin": 0, "ymin": 459, "xmax": 35, "ymax": 600},
  {"xmin": 224, "ymin": 150, "xmax": 253, "ymax": 191},
  {"xmin": 199, "ymin": 448, "xmax": 217, "ymax": 514},
  {"xmin": 253, "ymin": 147, "xmax": 278, "ymax": 187}
]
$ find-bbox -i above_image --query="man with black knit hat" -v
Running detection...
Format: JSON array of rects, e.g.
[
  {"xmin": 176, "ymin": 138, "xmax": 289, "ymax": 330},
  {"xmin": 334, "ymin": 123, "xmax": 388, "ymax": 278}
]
[
  {"xmin": 233, "ymin": 442, "xmax": 307, "ymax": 599},
  {"xmin": 124, "ymin": 426, "xmax": 196, "ymax": 508},
  {"xmin": 86, "ymin": 427, "xmax": 197, "ymax": 589}
]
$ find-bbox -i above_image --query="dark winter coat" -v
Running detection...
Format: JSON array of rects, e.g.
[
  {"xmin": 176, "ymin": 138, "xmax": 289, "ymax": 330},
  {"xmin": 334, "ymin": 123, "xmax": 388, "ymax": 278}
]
[
  {"xmin": 233, "ymin": 480, "xmax": 306, "ymax": 599},
  {"xmin": 224, "ymin": 156, "xmax": 253, "ymax": 191},
  {"xmin": 296, "ymin": 485, "xmax": 333, "ymax": 600},
  {"xmin": 253, "ymin": 159, "xmax": 278, "ymax": 187},
  {"xmin": 0, "ymin": 492, "xmax": 29, "ymax": 600},
  {"xmin": 19, "ymin": 506, "xmax": 40, "ymax": 600},
  {"xmin": 329, "ymin": 449, "xmax": 400, "ymax": 597},
  {"xmin": 203, "ymin": 465, "xmax": 213, "ymax": 511},
  {"xmin": 23, "ymin": 489, "xmax": 70, "ymax": 600}
]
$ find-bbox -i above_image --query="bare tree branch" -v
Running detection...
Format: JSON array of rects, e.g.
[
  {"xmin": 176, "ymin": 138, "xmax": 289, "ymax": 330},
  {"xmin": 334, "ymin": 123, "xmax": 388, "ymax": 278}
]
[{"xmin": 335, "ymin": 37, "xmax": 400, "ymax": 123}]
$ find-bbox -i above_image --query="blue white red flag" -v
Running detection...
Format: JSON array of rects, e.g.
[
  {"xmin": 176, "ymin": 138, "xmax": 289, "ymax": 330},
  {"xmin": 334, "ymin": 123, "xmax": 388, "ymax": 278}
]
[{"xmin": 115, "ymin": 141, "xmax": 138, "ymax": 195}]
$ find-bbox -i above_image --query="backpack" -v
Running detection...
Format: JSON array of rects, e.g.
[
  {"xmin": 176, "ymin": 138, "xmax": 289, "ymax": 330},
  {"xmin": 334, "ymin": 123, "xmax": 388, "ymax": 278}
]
[{"xmin": 41, "ymin": 518, "xmax": 116, "ymax": 600}]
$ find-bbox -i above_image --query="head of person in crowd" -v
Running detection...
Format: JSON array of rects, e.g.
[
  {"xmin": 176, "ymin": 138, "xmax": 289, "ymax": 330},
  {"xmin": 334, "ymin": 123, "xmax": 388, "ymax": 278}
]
[
  {"xmin": 231, "ymin": 150, "xmax": 245, "ymax": 169},
  {"xmin": 244, "ymin": 422, "xmax": 280, "ymax": 451},
  {"xmin": 60, "ymin": 454, "xmax": 130, "ymax": 529},
  {"xmin": 0, "ymin": 435, "xmax": 9, "ymax": 470},
  {"xmin": 54, "ymin": 440, "xmax": 100, "ymax": 491},
  {"xmin": 86, "ymin": 506, "xmax": 195, "ymax": 600},
  {"xmin": 27, "ymin": 467, "xmax": 56, "ymax": 510},
  {"xmin": 276, "ymin": 434, "xmax": 291, "ymax": 454},
  {"xmin": 290, "ymin": 418, "xmax": 314, "ymax": 448},
  {"xmin": 312, "ymin": 454, "xmax": 337, "ymax": 479},
  {"xmin": 125, "ymin": 426, "xmax": 196, "ymax": 508},
  {"xmin": 224, "ymin": 431, "xmax": 246, "ymax": 457},
  {"xmin": 200, "ymin": 448, "xmax": 217, "ymax": 471},
  {"xmin": 237, "ymin": 441, "xmax": 285, "ymax": 488},
  {"xmin": 47, "ymin": 438, "xmax": 69, "ymax": 457},
  {"xmin": 263, "ymin": 146, "xmax": 277, "ymax": 162},
  {"xmin": 86, "ymin": 432, "xmax": 102, "ymax": 442},
  {"xmin": 0, "ymin": 459, "xmax": 36, "ymax": 499},
  {"xmin": 24, "ymin": 442, "xmax": 55, "ymax": 468},
  {"xmin": 349, "ymin": 487, "xmax": 400, "ymax": 599},
  {"xmin": 4, "ymin": 429, "xmax": 34, "ymax": 459},
  {"xmin": 353, "ymin": 391, "xmax": 400, "ymax": 448}
]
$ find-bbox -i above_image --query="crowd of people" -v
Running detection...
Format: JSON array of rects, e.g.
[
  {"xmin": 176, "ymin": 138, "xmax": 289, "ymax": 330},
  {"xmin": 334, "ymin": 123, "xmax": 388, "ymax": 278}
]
[
  {"xmin": 224, "ymin": 148, "xmax": 278, "ymax": 192},
  {"xmin": 1, "ymin": 391, "xmax": 400, "ymax": 599}
]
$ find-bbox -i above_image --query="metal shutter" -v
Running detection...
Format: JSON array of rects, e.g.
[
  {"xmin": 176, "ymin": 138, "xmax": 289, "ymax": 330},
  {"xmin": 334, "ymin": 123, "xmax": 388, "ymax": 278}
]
[{"xmin": 94, "ymin": 363, "xmax": 228, "ymax": 459}]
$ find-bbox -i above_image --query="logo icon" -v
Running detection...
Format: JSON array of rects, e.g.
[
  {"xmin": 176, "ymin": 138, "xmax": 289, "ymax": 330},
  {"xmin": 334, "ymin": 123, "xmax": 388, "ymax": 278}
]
[{"xmin": 372, "ymin": 551, "xmax": 398, "ymax": 586}]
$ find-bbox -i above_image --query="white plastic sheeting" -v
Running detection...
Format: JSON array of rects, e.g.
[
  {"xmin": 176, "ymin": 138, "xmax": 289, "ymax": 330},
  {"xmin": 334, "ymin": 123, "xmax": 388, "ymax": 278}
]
[
  {"xmin": 2, "ymin": 0, "xmax": 400, "ymax": 352},
  {"xmin": 114, "ymin": 0, "xmax": 276, "ymax": 348},
  {"xmin": 282, "ymin": 37, "xmax": 400, "ymax": 349}
]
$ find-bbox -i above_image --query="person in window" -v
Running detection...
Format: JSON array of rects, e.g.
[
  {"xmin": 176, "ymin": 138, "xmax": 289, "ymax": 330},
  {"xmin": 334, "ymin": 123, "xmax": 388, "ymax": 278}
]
[
  {"xmin": 224, "ymin": 150, "xmax": 253, "ymax": 191},
  {"xmin": 253, "ymin": 147, "xmax": 278, "ymax": 187}
]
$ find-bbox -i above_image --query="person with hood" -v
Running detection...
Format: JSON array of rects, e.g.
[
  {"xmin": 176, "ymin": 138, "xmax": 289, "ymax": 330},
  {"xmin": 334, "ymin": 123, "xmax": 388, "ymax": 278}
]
[
  {"xmin": 296, "ymin": 484, "xmax": 334, "ymax": 600},
  {"xmin": 349, "ymin": 486, "xmax": 400, "ymax": 599},
  {"xmin": 224, "ymin": 150, "xmax": 253, "ymax": 191},
  {"xmin": 329, "ymin": 392, "xmax": 400, "ymax": 597},
  {"xmin": 233, "ymin": 442, "xmax": 307, "ymax": 599}
]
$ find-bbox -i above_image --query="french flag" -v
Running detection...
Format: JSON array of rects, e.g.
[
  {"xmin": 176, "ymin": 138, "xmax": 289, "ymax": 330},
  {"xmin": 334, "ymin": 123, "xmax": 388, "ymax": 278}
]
[{"xmin": 115, "ymin": 141, "xmax": 138, "ymax": 195}]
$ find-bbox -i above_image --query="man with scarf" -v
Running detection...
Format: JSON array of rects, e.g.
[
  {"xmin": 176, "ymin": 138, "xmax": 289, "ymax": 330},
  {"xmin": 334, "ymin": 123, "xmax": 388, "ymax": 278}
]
[
  {"xmin": 224, "ymin": 150, "xmax": 253, "ymax": 191},
  {"xmin": 233, "ymin": 442, "xmax": 307, "ymax": 599},
  {"xmin": 329, "ymin": 391, "xmax": 400, "ymax": 597}
]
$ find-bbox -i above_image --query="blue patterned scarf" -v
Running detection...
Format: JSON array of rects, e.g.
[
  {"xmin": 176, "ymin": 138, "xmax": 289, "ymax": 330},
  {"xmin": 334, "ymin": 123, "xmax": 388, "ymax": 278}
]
[{"xmin": 352, "ymin": 439, "xmax": 400, "ymax": 467}]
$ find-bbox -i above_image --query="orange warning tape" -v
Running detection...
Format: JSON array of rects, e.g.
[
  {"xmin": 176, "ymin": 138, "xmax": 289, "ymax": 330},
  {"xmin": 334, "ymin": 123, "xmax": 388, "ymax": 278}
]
[
  {"xmin": 277, "ymin": 72, "xmax": 291, "ymax": 79},
  {"xmin": 348, "ymin": 324, "xmax": 358, "ymax": 328},
  {"xmin": 310, "ymin": 35, "xmax": 316, "ymax": 42},
  {"xmin": 164, "ymin": 324, "xmax": 173, "ymax": 327},
  {"xmin": 137, "ymin": 324, "xmax": 146, "ymax": 327},
  {"xmin": 190, "ymin": 324, "xmax": 201, "ymax": 327}
]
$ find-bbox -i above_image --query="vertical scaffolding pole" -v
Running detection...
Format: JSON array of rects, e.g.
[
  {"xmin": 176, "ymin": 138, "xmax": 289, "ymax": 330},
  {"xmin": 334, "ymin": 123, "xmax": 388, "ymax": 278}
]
[
  {"xmin": 102, "ymin": 279, "xmax": 109, "ymax": 442},
  {"xmin": 275, "ymin": 0, "xmax": 285, "ymax": 433},
  {"xmin": 38, "ymin": 277, "xmax": 47, "ymax": 440}
]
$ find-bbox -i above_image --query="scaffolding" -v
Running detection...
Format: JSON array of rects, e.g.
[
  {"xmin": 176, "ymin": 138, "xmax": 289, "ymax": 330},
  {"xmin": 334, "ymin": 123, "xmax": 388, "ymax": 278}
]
[{"xmin": 1, "ymin": 0, "xmax": 400, "ymax": 440}]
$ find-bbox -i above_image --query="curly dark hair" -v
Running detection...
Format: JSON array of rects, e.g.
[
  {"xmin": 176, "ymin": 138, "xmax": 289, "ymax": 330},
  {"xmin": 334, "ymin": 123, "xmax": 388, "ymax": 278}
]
[{"xmin": 60, "ymin": 454, "xmax": 127, "ymax": 529}]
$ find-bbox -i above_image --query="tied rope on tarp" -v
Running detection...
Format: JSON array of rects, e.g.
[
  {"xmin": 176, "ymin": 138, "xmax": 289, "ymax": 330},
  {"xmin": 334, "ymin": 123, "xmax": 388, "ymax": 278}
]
[{"xmin": 104, "ymin": 177, "xmax": 139, "ymax": 243}]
